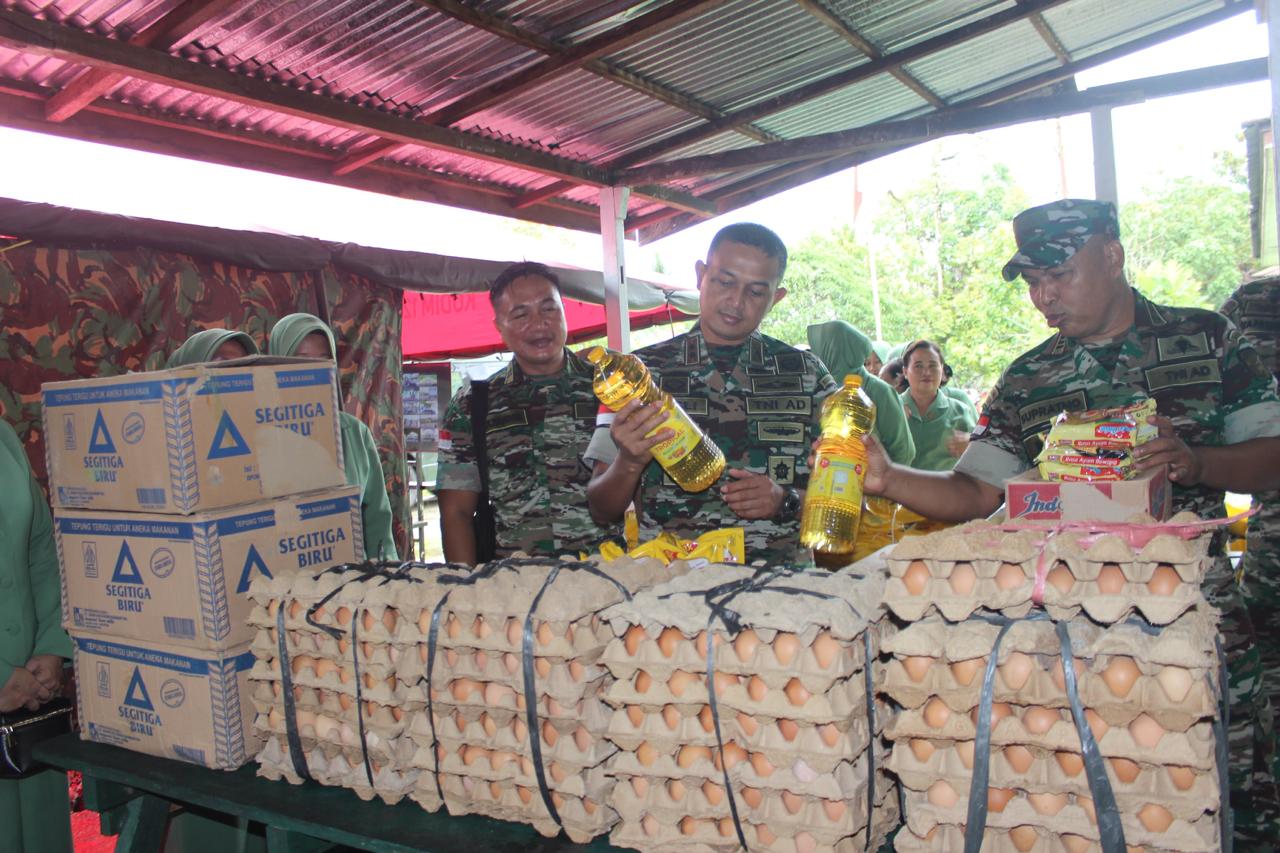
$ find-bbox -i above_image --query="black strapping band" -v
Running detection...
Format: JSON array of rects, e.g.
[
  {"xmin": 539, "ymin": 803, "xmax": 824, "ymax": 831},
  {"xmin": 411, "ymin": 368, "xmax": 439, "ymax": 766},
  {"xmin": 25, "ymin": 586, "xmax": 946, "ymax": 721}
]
[
  {"xmin": 1215, "ymin": 635, "xmax": 1233, "ymax": 851},
  {"xmin": 350, "ymin": 611, "xmax": 375, "ymax": 789},
  {"xmin": 275, "ymin": 604, "xmax": 312, "ymax": 782}
]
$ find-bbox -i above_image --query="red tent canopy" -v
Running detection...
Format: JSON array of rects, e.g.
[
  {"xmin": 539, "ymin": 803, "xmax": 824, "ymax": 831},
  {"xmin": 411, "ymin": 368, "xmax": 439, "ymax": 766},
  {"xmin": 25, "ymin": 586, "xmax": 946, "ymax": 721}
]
[{"xmin": 402, "ymin": 291, "xmax": 694, "ymax": 360}]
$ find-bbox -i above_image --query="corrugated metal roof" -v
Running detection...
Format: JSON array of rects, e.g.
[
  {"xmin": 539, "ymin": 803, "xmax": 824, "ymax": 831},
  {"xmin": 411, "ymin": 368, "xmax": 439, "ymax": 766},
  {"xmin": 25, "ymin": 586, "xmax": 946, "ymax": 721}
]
[{"xmin": 0, "ymin": 0, "xmax": 1256, "ymax": 236}]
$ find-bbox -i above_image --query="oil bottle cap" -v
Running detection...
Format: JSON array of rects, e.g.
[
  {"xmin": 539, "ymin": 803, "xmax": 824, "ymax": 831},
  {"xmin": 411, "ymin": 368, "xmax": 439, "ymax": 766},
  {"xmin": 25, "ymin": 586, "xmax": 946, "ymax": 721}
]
[
  {"xmin": 587, "ymin": 346, "xmax": 607, "ymax": 364},
  {"xmin": 844, "ymin": 374, "xmax": 863, "ymax": 389}
]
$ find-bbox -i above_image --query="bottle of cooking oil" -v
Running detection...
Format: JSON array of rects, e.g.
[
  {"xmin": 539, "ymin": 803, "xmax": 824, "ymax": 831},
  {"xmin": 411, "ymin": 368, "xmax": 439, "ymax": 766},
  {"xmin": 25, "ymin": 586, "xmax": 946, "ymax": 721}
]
[
  {"xmin": 800, "ymin": 374, "xmax": 876, "ymax": 555},
  {"xmin": 587, "ymin": 347, "xmax": 725, "ymax": 492}
]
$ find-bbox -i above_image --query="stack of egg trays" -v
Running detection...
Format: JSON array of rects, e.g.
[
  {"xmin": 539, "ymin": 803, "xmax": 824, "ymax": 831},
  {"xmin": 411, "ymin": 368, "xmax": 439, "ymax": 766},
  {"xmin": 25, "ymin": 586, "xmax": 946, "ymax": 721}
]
[
  {"xmin": 248, "ymin": 561, "xmax": 462, "ymax": 804},
  {"xmin": 882, "ymin": 513, "xmax": 1213, "ymax": 626},
  {"xmin": 886, "ymin": 610, "xmax": 1225, "ymax": 851},
  {"xmin": 405, "ymin": 555, "xmax": 688, "ymax": 844},
  {"xmin": 600, "ymin": 564, "xmax": 899, "ymax": 852}
]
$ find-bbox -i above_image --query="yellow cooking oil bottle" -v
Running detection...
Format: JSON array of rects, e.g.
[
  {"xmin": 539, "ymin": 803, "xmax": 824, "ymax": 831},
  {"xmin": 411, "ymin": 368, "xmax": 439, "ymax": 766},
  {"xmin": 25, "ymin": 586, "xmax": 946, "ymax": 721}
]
[
  {"xmin": 800, "ymin": 374, "xmax": 876, "ymax": 555},
  {"xmin": 586, "ymin": 347, "xmax": 725, "ymax": 492}
]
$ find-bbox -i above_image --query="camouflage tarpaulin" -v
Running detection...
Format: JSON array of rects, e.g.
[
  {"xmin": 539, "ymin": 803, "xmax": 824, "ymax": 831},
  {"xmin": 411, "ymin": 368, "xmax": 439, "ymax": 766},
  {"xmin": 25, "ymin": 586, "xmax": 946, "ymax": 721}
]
[{"xmin": 0, "ymin": 241, "xmax": 408, "ymax": 555}]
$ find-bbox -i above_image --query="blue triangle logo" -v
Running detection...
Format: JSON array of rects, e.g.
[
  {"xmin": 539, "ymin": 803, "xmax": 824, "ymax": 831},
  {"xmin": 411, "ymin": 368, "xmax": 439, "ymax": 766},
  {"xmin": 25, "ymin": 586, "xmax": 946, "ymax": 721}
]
[
  {"xmin": 207, "ymin": 411, "xmax": 250, "ymax": 459},
  {"xmin": 123, "ymin": 667, "xmax": 154, "ymax": 711},
  {"xmin": 111, "ymin": 541, "xmax": 144, "ymax": 585},
  {"xmin": 88, "ymin": 409, "xmax": 116, "ymax": 454},
  {"xmin": 235, "ymin": 544, "xmax": 272, "ymax": 594}
]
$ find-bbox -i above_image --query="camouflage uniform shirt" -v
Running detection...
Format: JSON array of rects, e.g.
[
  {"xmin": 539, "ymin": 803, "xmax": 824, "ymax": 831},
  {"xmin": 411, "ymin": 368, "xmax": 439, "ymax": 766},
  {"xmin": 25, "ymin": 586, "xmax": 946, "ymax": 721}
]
[
  {"xmin": 585, "ymin": 325, "xmax": 838, "ymax": 565},
  {"xmin": 436, "ymin": 350, "xmax": 612, "ymax": 557},
  {"xmin": 957, "ymin": 288, "xmax": 1280, "ymax": 519}
]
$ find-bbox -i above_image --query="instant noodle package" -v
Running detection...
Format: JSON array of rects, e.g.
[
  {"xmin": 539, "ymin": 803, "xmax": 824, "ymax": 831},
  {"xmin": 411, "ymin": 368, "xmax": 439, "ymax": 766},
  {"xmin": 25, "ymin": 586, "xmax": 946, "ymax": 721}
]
[
  {"xmin": 879, "ymin": 516, "xmax": 1229, "ymax": 852},
  {"xmin": 598, "ymin": 564, "xmax": 899, "ymax": 852}
]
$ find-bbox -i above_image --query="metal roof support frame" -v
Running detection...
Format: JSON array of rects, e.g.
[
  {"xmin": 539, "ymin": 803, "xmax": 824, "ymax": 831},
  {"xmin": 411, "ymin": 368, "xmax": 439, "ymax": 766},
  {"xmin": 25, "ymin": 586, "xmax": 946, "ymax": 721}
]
[
  {"xmin": 600, "ymin": 185, "xmax": 632, "ymax": 353},
  {"xmin": 1269, "ymin": 0, "xmax": 1280, "ymax": 257},
  {"xmin": 1091, "ymin": 107, "xmax": 1118, "ymax": 206}
]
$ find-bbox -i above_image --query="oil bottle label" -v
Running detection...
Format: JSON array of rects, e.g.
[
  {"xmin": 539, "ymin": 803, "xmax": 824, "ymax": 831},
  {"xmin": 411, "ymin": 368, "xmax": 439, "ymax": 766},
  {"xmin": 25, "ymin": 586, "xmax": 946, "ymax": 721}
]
[
  {"xmin": 647, "ymin": 402, "xmax": 702, "ymax": 467},
  {"xmin": 809, "ymin": 452, "xmax": 864, "ymax": 505}
]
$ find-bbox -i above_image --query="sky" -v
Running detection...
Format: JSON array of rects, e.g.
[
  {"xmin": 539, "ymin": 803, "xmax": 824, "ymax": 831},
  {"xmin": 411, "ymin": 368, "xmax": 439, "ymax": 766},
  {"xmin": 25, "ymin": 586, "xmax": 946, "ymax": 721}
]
[{"xmin": 0, "ymin": 9, "xmax": 1271, "ymax": 288}]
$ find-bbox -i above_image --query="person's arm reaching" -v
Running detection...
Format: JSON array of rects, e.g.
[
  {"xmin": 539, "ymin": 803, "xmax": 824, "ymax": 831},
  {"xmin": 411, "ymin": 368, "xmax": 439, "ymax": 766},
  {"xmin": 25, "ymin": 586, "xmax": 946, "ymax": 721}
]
[
  {"xmin": 587, "ymin": 400, "xmax": 669, "ymax": 524},
  {"xmin": 1134, "ymin": 418, "xmax": 1280, "ymax": 493},
  {"xmin": 861, "ymin": 434, "xmax": 1005, "ymax": 522},
  {"xmin": 438, "ymin": 489, "xmax": 479, "ymax": 566}
]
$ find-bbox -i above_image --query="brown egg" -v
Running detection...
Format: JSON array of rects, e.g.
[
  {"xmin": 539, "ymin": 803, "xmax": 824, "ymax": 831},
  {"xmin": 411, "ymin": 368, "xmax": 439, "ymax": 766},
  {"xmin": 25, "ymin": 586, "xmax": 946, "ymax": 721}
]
[
  {"xmin": 734, "ymin": 628, "xmax": 760, "ymax": 662},
  {"xmin": 641, "ymin": 815, "xmax": 659, "ymax": 837},
  {"xmin": 512, "ymin": 717, "xmax": 527, "ymax": 741},
  {"xmin": 623, "ymin": 624, "xmax": 647, "ymax": 657},
  {"xmin": 290, "ymin": 654, "xmax": 314, "ymax": 675},
  {"xmin": 902, "ymin": 656, "xmax": 934, "ymax": 682},
  {"xmin": 795, "ymin": 832, "xmax": 818, "ymax": 853},
  {"xmin": 443, "ymin": 613, "xmax": 458, "ymax": 637},
  {"xmin": 1049, "ymin": 657, "xmax": 1085, "ymax": 692},
  {"xmin": 551, "ymin": 792, "xmax": 565, "ymax": 810},
  {"xmin": 777, "ymin": 718, "xmax": 799, "ymax": 741},
  {"xmin": 657, "ymin": 626, "xmax": 683, "ymax": 658},
  {"xmin": 702, "ymin": 781, "xmax": 724, "ymax": 806},
  {"xmin": 516, "ymin": 785, "xmax": 533, "ymax": 804},
  {"xmin": 635, "ymin": 741, "xmax": 657, "ymax": 766},
  {"xmin": 698, "ymin": 705, "xmax": 714, "ymax": 733},
  {"xmin": 717, "ymin": 818, "xmax": 734, "ymax": 838},
  {"xmin": 489, "ymin": 750, "xmax": 514, "ymax": 771},
  {"xmin": 1148, "ymin": 564, "xmax": 1181, "ymax": 596},
  {"xmin": 1097, "ymin": 564, "xmax": 1126, "ymax": 594},
  {"xmin": 360, "ymin": 610, "xmax": 377, "ymax": 633},
  {"xmin": 266, "ymin": 707, "xmax": 282, "ymax": 728},
  {"xmin": 660, "ymin": 704, "xmax": 681, "ymax": 731},
  {"xmin": 1157, "ymin": 666, "xmax": 1194, "ymax": 703},
  {"xmin": 903, "ymin": 560, "xmax": 931, "ymax": 595},
  {"xmin": 811, "ymin": 631, "xmax": 839, "ymax": 669},
  {"xmin": 749, "ymin": 751, "xmax": 775, "ymax": 777},
  {"xmin": 1046, "ymin": 564, "xmax": 1075, "ymax": 595},
  {"xmin": 719, "ymin": 742, "xmax": 748, "ymax": 769},
  {"xmin": 484, "ymin": 682, "xmax": 514, "ymax": 706},
  {"xmin": 996, "ymin": 562, "xmax": 1026, "ymax": 591},
  {"xmin": 666, "ymin": 779, "xmax": 686, "ymax": 802},
  {"xmin": 741, "ymin": 786, "xmax": 764, "ymax": 808},
  {"xmin": 518, "ymin": 756, "xmax": 533, "ymax": 775},
  {"xmin": 541, "ymin": 720, "xmax": 558, "ymax": 746},
  {"xmin": 625, "ymin": 705, "xmax": 644, "ymax": 728},
  {"xmin": 314, "ymin": 658, "xmax": 339, "ymax": 679},
  {"xmin": 677, "ymin": 745, "xmax": 711, "ymax": 768},
  {"xmin": 1130, "ymin": 714, "xmax": 1165, "ymax": 748},
  {"xmin": 668, "ymin": 670, "xmax": 697, "ymax": 697},
  {"xmin": 1004, "ymin": 745, "xmax": 1034, "ymax": 774},
  {"xmin": 947, "ymin": 561, "xmax": 977, "ymax": 595},
  {"xmin": 635, "ymin": 670, "xmax": 653, "ymax": 693},
  {"xmin": 1056, "ymin": 751, "xmax": 1084, "ymax": 777},
  {"xmin": 784, "ymin": 678, "xmax": 811, "ymax": 706},
  {"xmin": 1000, "ymin": 652, "xmax": 1035, "ymax": 691},
  {"xmin": 773, "ymin": 632, "xmax": 800, "ymax": 666},
  {"xmin": 568, "ymin": 660, "xmax": 586, "ymax": 682},
  {"xmin": 737, "ymin": 711, "xmax": 759, "ymax": 737},
  {"xmin": 970, "ymin": 701, "xmax": 1012, "ymax": 732},
  {"xmin": 1085, "ymin": 709, "xmax": 1109, "ymax": 740},
  {"xmin": 713, "ymin": 671, "xmax": 738, "ymax": 698},
  {"xmin": 504, "ymin": 617, "xmax": 521, "ymax": 647},
  {"xmin": 470, "ymin": 615, "xmax": 489, "ymax": 639},
  {"xmin": 909, "ymin": 738, "xmax": 935, "ymax": 763},
  {"xmin": 694, "ymin": 631, "xmax": 709, "ymax": 657},
  {"xmin": 288, "ymin": 600, "xmax": 303, "ymax": 620},
  {"xmin": 1168, "ymin": 765, "xmax": 1196, "ymax": 790},
  {"xmin": 746, "ymin": 675, "xmax": 768, "ymax": 702},
  {"xmin": 500, "ymin": 652, "xmax": 519, "ymax": 674},
  {"xmin": 1008, "ymin": 825, "xmax": 1038, "ymax": 852},
  {"xmin": 1102, "ymin": 656, "xmax": 1142, "ymax": 698},
  {"xmin": 488, "ymin": 781, "xmax": 502, "ymax": 801},
  {"xmin": 471, "ymin": 650, "xmax": 488, "ymax": 671},
  {"xmin": 988, "ymin": 787, "xmax": 1015, "ymax": 813},
  {"xmin": 1022, "ymin": 706, "xmax": 1059, "ymax": 735},
  {"xmin": 1062, "ymin": 836, "xmax": 1092, "ymax": 853},
  {"xmin": 927, "ymin": 780, "xmax": 958, "ymax": 808},
  {"xmin": 573, "ymin": 726, "xmax": 591, "ymax": 753},
  {"xmin": 817, "ymin": 723, "xmax": 840, "ymax": 747},
  {"xmin": 822, "ymin": 799, "xmax": 846, "ymax": 821},
  {"xmin": 1029, "ymin": 792, "xmax": 1068, "ymax": 815},
  {"xmin": 950, "ymin": 657, "xmax": 982, "ymax": 686},
  {"xmin": 1138, "ymin": 803, "xmax": 1174, "ymax": 833},
  {"xmin": 1111, "ymin": 757, "xmax": 1141, "ymax": 784},
  {"xmin": 481, "ymin": 714, "xmax": 498, "ymax": 738},
  {"xmin": 955, "ymin": 740, "xmax": 975, "ymax": 768},
  {"xmin": 778, "ymin": 790, "xmax": 803, "ymax": 814},
  {"xmin": 536, "ymin": 622, "xmax": 555, "ymax": 648},
  {"xmin": 678, "ymin": 816, "xmax": 697, "ymax": 836},
  {"xmin": 923, "ymin": 697, "xmax": 951, "ymax": 729},
  {"xmin": 534, "ymin": 657, "xmax": 551, "ymax": 678},
  {"xmin": 755, "ymin": 824, "xmax": 777, "ymax": 846},
  {"xmin": 629, "ymin": 777, "xmax": 649, "ymax": 797},
  {"xmin": 461, "ymin": 744, "xmax": 483, "ymax": 765}
]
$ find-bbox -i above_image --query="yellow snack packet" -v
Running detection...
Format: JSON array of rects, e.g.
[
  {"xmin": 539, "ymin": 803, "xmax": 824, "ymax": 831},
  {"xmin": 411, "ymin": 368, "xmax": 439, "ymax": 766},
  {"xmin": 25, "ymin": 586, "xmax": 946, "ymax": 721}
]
[
  {"xmin": 682, "ymin": 528, "xmax": 745, "ymax": 564},
  {"xmin": 1042, "ymin": 398, "xmax": 1157, "ymax": 450},
  {"xmin": 628, "ymin": 532, "xmax": 684, "ymax": 563}
]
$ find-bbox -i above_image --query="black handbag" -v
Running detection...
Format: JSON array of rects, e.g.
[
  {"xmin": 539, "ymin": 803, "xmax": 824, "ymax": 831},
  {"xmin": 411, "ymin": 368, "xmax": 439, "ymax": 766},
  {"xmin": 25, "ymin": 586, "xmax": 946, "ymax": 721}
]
[
  {"xmin": 471, "ymin": 380, "xmax": 499, "ymax": 563},
  {"xmin": 0, "ymin": 698, "xmax": 73, "ymax": 778}
]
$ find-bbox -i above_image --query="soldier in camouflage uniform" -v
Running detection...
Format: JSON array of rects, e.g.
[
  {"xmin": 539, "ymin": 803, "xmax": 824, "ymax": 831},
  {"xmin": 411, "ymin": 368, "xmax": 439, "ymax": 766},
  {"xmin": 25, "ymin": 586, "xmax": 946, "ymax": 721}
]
[
  {"xmin": 585, "ymin": 223, "xmax": 838, "ymax": 565},
  {"xmin": 436, "ymin": 262, "xmax": 614, "ymax": 564},
  {"xmin": 1221, "ymin": 275, "xmax": 1280, "ymax": 776},
  {"xmin": 860, "ymin": 200, "xmax": 1280, "ymax": 844}
]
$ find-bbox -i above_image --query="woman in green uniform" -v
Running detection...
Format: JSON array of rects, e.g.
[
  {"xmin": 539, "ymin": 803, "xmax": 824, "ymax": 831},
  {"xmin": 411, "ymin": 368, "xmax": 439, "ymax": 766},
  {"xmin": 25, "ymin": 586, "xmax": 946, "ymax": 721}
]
[
  {"xmin": 0, "ymin": 417, "xmax": 74, "ymax": 853},
  {"xmin": 268, "ymin": 313, "xmax": 398, "ymax": 561},
  {"xmin": 166, "ymin": 327, "xmax": 259, "ymax": 366},
  {"xmin": 900, "ymin": 339, "xmax": 977, "ymax": 471}
]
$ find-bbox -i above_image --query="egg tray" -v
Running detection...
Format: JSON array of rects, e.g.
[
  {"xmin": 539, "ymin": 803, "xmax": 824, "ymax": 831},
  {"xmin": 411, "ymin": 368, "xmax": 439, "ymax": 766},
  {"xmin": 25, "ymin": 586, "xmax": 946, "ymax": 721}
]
[
  {"xmin": 601, "ymin": 564, "xmax": 887, "ymax": 649},
  {"xmin": 605, "ymin": 703, "xmax": 884, "ymax": 777},
  {"xmin": 424, "ymin": 670, "xmax": 610, "ymax": 718},
  {"xmin": 600, "ymin": 647, "xmax": 868, "ymax": 698},
  {"xmin": 249, "ymin": 655, "xmax": 410, "ymax": 709},
  {"xmin": 434, "ymin": 771, "xmax": 617, "ymax": 844},
  {"xmin": 249, "ymin": 642, "xmax": 404, "ymax": 694},
  {"xmin": 886, "ymin": 706, "xmax": 1218, "ymax": 770},
  {"xmin": 252, "ymin": 710, "xmax": 416, "ymax": 766},
  {"xmin": 424, "ymin": 645, "xmax": 609, "ymax": 699},
  {"xmin": 407, "ymin": 694, "xmax": 613, "ymax": 748},
  {"xmin": 428, "ymin": 611, "xmax": 613, "ymax": 662},
  {"xmin": 428, "ymin": 721, "xmax": 617, "ymax": 772},
  {"xmin": 894, "ymin": 822, "xmax": 1219, "ymax": 853},
  {"xmin": 256, "ymin": 625, "xmax": 410, "ymax": 671},
  {"xmin": 888, "ymin": 738, "xmax": 1219, "ymax": 812},
  {"xmin": 607, "ymin": 792, "xmax": 899, "ymax": 853},
  {"xmin": 880, "ymin": 614, "xmax": 1220, "ymax": 731},
  {"xmin": 256, "ymin": 736, "xmax": 419, "ymax": 805},
  {"xmin": 902, "ymin": 788, "xmax": 1221, "ymax": 853},
  {"xmin": 249, "ymin": 682, "xmax": 413, "ymax": 737}
]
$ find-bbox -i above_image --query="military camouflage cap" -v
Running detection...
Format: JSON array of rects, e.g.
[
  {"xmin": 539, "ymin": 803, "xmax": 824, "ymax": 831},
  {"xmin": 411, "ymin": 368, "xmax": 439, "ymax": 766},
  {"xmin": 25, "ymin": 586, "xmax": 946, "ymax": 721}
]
[{"xmin": 1001, "ymin": 198, "xmax": 1120, "ymax": 281}]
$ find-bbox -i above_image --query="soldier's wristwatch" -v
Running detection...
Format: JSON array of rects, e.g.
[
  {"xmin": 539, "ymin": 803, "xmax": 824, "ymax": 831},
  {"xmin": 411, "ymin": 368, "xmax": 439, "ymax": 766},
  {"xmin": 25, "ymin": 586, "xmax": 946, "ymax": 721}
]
[{"xmin": 777, "ymin": 487, "xmax": 802, "ymax": 520}]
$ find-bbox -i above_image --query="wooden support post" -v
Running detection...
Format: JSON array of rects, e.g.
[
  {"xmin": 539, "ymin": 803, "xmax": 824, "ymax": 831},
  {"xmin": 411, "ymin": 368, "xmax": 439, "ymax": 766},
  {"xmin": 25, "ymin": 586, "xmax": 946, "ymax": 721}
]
[
  {"xmin": 1090, "ymin": 106, "xmax": 1118, "ymax": 205},
  {"xmin": 599, "ymin": 186, "xmax": 632, "ymax": 352}
]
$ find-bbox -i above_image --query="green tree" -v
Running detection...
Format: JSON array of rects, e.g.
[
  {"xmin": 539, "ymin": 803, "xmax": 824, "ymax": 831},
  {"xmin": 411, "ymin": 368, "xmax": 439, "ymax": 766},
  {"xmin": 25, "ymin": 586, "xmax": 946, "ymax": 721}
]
[{"xmin": 763, "ymin": 226, "xmax": 873, "ymax": 345}]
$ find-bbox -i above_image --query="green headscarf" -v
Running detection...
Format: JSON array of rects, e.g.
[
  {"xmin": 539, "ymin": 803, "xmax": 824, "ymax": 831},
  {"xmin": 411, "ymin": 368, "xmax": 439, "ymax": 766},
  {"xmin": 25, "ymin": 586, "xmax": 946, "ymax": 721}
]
[
  {"xmin": 870, "ymin": 340, "xmax": 891, "ymax": 363},
  {"xmin": 888, "ymin": 342, "xmax": 907, "ymax": 363},
  {"xmin": 166, "ymin": 328, "xmax": 258, "ymax": 367},
  {"xmin": 806, "ymin": 320, "xmax": 871, "ymax": 383},
  {"xmin": 268, "ymin": 313, "xmax": 336, "ymax": 359}
]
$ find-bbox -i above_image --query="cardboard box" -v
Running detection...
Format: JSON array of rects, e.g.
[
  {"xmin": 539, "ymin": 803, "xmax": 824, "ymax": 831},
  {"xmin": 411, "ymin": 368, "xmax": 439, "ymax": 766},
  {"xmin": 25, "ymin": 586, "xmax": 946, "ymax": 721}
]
[
  {"xmin": 1004, "ymin": 467, "xmax": 1171, "ymax": 522},
  {"xmin": 73, "ymin": 632, "xmax": 260, "ymax": 770},
  {"xmin": 42, "ymin": 357, "xmax": 345, "ymax": 513},
  {"xmin": 57, "ymin": 486, "xmax": 363, "ymax": 651}
]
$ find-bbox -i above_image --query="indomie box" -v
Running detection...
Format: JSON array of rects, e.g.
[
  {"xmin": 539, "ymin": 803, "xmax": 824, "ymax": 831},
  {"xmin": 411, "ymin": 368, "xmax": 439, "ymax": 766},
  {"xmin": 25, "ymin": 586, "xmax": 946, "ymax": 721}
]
[
  {"xmin": 1005, "ymin": 466, "xmax": 1171, "ymax": 522},
  {"xmin": 57, "ymin": 487, "xmax": 363, "ymax": 651},
  {"xmin": 42, "ymin": 357, "xmax": 345, "ymax": 513},
  {"xmin": 73, "ymin": 632, "xmax": 260, "ymax": 770}
]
